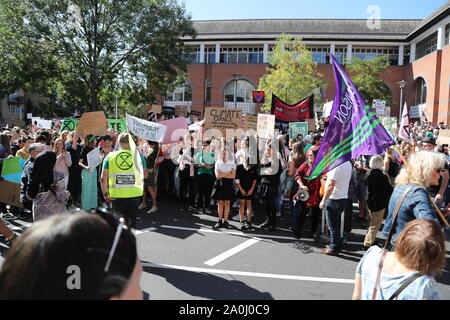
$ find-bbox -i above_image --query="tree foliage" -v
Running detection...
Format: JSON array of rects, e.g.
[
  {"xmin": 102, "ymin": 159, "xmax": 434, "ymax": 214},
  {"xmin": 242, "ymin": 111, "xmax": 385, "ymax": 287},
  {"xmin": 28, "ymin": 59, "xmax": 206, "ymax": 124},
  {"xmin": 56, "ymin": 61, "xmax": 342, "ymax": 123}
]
[
  {"xmin": 258, "ymin": 34, "xmax": 327, "ymax": 112},
  {"xmin": 346, "ymin": 55, "xmax": 392, "ymax": 106},
  {"xmin": 0, "ymin": 0, "xmax": 196, "ymax": 115}
]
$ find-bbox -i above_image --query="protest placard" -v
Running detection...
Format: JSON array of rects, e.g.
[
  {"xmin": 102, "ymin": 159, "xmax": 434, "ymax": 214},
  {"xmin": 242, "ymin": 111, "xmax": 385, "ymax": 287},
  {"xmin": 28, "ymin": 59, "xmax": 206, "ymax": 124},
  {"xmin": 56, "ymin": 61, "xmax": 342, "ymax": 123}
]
[
  {"xmin": 243, "ymin": 114, "xmax": 258, "ymax": 131},
  {"xmin": 151, "ymin": 105, "xmax": 162, "ymax": 114},
  {"xmin": 289, "ymin": 122, "xmax": 309, "ymax": 140},
  {"xmin": 306, "ymin": 119, "xmax": 316, "ymax": 132},
  {"xmin": 32, "ymin": 118, "xmax": 52, "ymax": 129},
  {"xmin": 0, "ymin": 180, "xmax": 23, "ymax": 208},
  {"xmin": 126, "ymin": 114, "xmax": 167, "ymax": 142},
  {"xmin": 437, "ymin": 130, "xmax": 450, "ymax": 145},
  {"xmin": 204, "ymin": 107, "xmax": 242, "ymax": 136},
  {"xmin": 108, "ymin": 119, "xmax": 127, "ymax": 133},
  {"xmin": 59, "ymin": 118, "xmax": 79, "ymax": 133},
  {"xmin": 87, "ymin": 147, "xmax": 102, "ymax": 169},
  {"xmin": 158, "ymin": 117, "xmax": 189, "ymax": 144},
  {"xmin": 175, "ymin": 105, "xmax": 188, "ymax": 117},
  {"xmin": 76, "ymin": 111, "xmax": 108, "ymax": 137},
  {"xmin": 257, "ymin": 114, "xmax": 275, "ymax": 139},
  {"xmin": 1, "ymin": 157, "xmax": 26, "ymax": 184}
]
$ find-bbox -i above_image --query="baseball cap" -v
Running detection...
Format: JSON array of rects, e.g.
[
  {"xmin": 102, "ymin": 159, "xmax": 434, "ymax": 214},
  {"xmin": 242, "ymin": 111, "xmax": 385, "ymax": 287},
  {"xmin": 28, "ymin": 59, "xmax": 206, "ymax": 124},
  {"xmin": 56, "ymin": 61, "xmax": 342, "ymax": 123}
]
[{"xmin": 421, "ymin": 136, "xmax": 436, "ymax": 145}]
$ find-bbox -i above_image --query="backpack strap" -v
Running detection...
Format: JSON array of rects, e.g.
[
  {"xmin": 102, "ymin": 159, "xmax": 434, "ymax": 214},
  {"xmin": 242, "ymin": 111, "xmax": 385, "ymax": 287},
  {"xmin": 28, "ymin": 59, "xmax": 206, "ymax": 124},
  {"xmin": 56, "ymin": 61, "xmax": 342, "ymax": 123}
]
[
  {"xmin": 372, "ymin": 250, "xmax": 388, "ymax": 300},
  {"xmin": 388, "ymin": 273, "xmax": 421, "ymax": 300},
  {"xmin": 384, "ymin": 184, "xmax": 416, "ymax": 249}
]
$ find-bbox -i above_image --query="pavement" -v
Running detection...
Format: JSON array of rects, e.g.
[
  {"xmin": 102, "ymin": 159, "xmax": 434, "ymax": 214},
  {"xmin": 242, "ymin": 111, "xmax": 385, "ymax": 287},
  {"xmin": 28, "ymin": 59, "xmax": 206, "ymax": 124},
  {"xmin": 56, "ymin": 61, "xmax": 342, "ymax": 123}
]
[{"xmin": 1, "ymin": 199, "xmax": 450, "ymax": 300}]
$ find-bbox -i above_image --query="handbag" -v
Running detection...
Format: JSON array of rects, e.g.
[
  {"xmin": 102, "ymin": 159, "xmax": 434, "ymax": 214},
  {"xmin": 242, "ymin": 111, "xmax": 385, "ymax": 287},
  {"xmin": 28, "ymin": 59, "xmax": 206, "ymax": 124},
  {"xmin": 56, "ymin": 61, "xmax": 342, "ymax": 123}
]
[{"xmin": 383, "ymin": 184, "xmax": 416, "ymax": 250}]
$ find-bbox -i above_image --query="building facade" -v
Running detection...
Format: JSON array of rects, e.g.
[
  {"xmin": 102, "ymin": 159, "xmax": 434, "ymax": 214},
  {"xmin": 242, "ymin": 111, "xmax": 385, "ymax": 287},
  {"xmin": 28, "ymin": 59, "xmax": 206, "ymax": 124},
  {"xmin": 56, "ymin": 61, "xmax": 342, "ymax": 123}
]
[{"xmin": 163, "ymin": 2, "xmax": 450, "ymax": 125}]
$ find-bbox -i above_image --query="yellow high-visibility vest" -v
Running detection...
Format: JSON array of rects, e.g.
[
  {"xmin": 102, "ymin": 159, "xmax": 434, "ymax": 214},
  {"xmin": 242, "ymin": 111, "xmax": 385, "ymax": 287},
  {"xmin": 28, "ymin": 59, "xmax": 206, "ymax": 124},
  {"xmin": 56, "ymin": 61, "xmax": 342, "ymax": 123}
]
[{"xmin": 107, "ymin": 149, "xmax": 143, "ymax": 198}]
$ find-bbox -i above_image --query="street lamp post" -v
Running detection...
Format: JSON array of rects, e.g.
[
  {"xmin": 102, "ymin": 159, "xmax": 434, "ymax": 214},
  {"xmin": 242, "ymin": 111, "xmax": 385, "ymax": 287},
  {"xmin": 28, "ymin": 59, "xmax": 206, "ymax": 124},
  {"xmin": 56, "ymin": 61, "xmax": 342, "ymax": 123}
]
[
  {"xmin": 397, "ymin": 80, "xmax": 406, "ymax": 118},
  {"xmin": 231, "ymin": 73, "xmax": 242, "ymax": 109}
]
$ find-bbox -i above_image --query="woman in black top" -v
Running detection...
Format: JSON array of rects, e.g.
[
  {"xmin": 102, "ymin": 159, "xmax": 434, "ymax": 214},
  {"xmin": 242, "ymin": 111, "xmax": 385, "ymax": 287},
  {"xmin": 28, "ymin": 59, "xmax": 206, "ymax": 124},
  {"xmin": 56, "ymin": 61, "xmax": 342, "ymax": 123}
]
[
  {"xmin": 178, "ymin": 134, "xmax": 196, "ymax": 210},
  {"xmin": 235, "ymin": 138, "xmax": 258, "ymax": 230},
  {"xmin": 258, "ymin": 142, "xmax": 283, "ymax": 231}
]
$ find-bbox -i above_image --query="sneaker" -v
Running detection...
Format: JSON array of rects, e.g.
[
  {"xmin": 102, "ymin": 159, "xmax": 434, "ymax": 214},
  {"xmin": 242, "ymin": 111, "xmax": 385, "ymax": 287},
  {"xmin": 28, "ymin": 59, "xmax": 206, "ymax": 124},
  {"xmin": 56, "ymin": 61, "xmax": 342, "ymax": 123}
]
[
  {"xmin": 222, "ymin": 221, "xmax": 232, "ymax": 229},
  {"xmin": 246, "ymin": 221, "xmax": 252, "ymax": 229},
  {"xmin": 241, "ymin": 221, "xmax": 248, "ymax": 230},
  {"xmin": 138, "ymin": 202, "xmax": 147, "ymax": 210},
  {"xmin": 147, "ymin": 206, "xmax": 158, "ymax": 214},
  {"xmin": 205, "ymin": 207, "xmax": 212, "ymax": 214},
  {"xmin": 232, "ymin": 215, "xmax": 241, "ymax": 221},
  {"xmin": 213, "ymin": 221, "xmax": 223, "ymax": 229}
]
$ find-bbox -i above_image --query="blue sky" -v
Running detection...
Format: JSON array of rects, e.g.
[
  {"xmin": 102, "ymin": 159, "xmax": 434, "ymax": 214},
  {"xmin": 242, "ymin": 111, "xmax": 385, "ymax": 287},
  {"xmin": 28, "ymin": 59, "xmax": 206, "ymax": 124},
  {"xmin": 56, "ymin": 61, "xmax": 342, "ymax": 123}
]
[{"xmin": 182, "ymin": 0, "xmax": 448, "ymax": 21}]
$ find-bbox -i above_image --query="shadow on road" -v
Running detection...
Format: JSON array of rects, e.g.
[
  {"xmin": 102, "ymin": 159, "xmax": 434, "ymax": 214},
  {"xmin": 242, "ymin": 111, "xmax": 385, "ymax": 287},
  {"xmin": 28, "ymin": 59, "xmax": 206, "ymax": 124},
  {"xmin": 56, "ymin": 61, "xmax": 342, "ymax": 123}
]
[{"xmin": 142, "ymin": 262, "xmax": 274, "ymax": 300}]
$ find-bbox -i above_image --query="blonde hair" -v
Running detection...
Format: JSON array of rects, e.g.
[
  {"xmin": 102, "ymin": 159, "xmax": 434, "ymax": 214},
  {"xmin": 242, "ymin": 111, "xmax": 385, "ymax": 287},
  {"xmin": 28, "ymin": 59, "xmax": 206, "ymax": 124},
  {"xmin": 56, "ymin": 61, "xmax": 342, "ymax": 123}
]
[
  {"xmin": 396, "ymin": 219, "xmax": 445, "ymax": 276},
  {"xmin": 395, "ymin": 151, "xmax": 447, "ymax": 187},
  {"xmin": 53, "ymin": 138, "xmax": 65, "ymax": 153},
  {"xmin": 369, "ymin": 155, "xmax": 384, "ymax": 170},
  {"xmin": 118, "ymin": 133, "xmax": 130, "ymax": 148}
]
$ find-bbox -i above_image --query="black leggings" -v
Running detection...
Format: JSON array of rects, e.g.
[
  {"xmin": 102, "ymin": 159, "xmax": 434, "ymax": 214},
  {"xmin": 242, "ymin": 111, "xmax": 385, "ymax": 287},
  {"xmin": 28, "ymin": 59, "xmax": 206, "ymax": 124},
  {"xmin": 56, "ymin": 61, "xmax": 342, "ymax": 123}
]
[{"xmin": 196, "ymin": 174, "xmax": 214, "ymax": 208}]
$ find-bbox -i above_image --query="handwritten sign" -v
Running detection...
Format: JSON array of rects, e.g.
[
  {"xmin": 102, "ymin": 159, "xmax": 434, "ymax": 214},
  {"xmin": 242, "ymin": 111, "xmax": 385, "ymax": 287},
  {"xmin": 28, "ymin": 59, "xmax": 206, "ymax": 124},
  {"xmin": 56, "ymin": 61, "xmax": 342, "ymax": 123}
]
[
  {"xmin": 151, "ymin": 105, "xmax": 162, "ymax": 114},
  {"xmin": 437, "ymin": 130, "xmax": 450, "ymax": 146},
  {"xmin": 87, "ymin": 147, "xmax": 102, "ymax": 169},
  {"xmin": 158, "ymin": 117, "xmax": 189, "ymax": 144},
  {"xmin": 243, "ymin": 114, "xmax": 258, "ymax": 131},
  {"xmin": 289, "ymin": 122, "xmax": 309, "ymax": 140},
  {"xmin": 76, "ymin": 111, "xmax": 108, "ymax": 137},
  {"xmin": 175, "ymin": 105, "xmax": 188, "ymax": 117},
  {"xmin": 257, "ymin": 114, "xmax": 275, "ymax": 139},
  {"xmin": 126, "ymin": 114, "xmax": 167, "ymax": 142},
  {"xmin": 204, "ymin": 107, "xmax": 242, "ymax": 136}
]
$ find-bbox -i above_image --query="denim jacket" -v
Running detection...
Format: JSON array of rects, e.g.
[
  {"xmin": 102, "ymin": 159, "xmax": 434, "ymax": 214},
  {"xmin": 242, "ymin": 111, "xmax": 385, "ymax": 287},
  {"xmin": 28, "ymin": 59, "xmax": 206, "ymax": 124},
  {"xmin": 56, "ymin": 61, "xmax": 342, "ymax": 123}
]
[{"xmin": 382, "ymin": 183, "xmax": 440, "ymax": 243}]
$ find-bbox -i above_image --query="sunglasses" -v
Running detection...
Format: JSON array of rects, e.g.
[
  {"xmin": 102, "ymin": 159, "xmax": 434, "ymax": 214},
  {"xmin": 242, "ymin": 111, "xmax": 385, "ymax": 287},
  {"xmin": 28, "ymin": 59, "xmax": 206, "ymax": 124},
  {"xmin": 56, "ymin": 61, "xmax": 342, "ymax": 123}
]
[{"xmin": 435, "ymin": 168, "xmax": 443, "ymax": 173}]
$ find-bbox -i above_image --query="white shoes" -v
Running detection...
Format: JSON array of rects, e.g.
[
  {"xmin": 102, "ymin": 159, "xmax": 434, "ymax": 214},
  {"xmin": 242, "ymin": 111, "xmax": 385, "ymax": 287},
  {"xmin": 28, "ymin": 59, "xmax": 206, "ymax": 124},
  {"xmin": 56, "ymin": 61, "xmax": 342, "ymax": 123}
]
[
  {"xmin": 138, "ymin": 202, "xmax": 147, "ymax": 210},
  {"xmin": 148, "ymin": 206, "xmax": 158, "ymax": 214}
]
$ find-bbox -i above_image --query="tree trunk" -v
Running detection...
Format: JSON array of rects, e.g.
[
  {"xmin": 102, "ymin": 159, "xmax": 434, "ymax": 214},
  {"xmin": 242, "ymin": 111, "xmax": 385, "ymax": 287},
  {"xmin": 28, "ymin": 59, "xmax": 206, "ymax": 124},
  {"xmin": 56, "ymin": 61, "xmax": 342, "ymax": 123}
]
[{"xmin": 89, "ymin": 1, "xmax": 99, "ymax": 111}]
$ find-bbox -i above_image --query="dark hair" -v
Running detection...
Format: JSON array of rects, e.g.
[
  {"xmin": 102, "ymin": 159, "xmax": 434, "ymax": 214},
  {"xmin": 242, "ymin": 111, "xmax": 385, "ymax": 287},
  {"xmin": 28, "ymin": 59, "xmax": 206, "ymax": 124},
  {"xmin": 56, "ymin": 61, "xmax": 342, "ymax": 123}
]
[
  {"xmin": 0, "ymin": 211, "xmax": 137, "ymax": 299},
  {"xmin": 27, "ymin": 151, "xmax": 57, "ymax": 198},
  {"xmin": 312, "ymin": 134, "xmax": 321, "ymax": 145},
  {"xmin": 103, "ymin": 135, "xmax": 113, "ymax": 142},
  {"xmin": 35, "ymin": 135, "xmax": 47, "ymax": 143}
]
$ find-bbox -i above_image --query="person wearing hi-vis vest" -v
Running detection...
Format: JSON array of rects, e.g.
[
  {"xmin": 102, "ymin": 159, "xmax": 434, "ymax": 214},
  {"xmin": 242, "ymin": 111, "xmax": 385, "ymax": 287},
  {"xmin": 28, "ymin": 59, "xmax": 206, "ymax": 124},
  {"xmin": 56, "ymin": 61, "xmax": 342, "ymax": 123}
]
[{"xmin": 101, "ymin": 133, "xmax": 147, "ymax": 229}]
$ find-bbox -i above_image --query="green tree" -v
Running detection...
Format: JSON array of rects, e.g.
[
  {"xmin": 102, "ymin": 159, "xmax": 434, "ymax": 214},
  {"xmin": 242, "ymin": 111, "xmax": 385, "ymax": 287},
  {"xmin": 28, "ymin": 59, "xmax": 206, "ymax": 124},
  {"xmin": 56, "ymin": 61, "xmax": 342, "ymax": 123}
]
[
  {"xmin": 346, "ymin": 55, "xmax": 392, "ymax": 107},
  {"xmin": 258, "ymin": 34, "xmax": 327, "ymax": 112},
  {"xmin": 0, "ymin": 0, "xmax": 196, "ymax": 113}
]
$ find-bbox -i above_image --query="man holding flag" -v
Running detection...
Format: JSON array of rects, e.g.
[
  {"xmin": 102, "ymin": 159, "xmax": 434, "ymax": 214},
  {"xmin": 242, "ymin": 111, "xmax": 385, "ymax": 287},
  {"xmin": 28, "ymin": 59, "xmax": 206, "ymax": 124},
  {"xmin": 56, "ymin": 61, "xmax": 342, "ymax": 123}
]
[{"xmin": 311, "ymin": 54, "xmax": 396, "ymax": 255}]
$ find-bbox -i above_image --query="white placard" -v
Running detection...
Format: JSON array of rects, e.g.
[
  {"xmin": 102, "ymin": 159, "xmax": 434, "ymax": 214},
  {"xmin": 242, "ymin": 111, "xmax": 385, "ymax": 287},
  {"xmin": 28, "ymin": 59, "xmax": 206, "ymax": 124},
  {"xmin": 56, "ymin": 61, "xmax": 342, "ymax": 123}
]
[
  {"xmin": 87, "ymin": 146, "xmax": 102, "ymax": 169},
  {"xmin": 27, "ymin": 113, "xmax": 33, "ymax": 119},
  {"xmin": 34, "ymin": 118, "xmax": 52, "ymax": 129},
  {"xmin": 126, "ymin": 114, "xmax": 167, "ymax": 142}
]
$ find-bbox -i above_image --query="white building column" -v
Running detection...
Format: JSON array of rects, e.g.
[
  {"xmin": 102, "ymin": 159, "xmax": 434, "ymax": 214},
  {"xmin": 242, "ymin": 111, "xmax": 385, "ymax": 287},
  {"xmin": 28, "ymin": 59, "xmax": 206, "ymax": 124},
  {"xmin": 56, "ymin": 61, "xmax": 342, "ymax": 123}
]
[
  {"xmin": 346, "ymin": 44, "xmax": 352, "ymax": 63},
  {"xmin": 330, "ymin": 43, "xmax": 335, "ymax": 63},
  {"xmin": 437, "ymin": 25, "xmax": 445, "ymax": 50},
  {"xmin": 199, "ymin": 43, "xmax": 205, "ymax": 63},
  {"xmin": 215, "ymin": 43, "xmax": 220, "ymax": 64},
  {"xmin": 263, "ymin": 43, "xmax": 269, "ymax": 63},
  {"xmin": 398, "ymin": 44, "xmax": 404, "ymax": 66},
  {"xmin": 410, "ymin": 42, "xmax": 416, "ymax": 63}
]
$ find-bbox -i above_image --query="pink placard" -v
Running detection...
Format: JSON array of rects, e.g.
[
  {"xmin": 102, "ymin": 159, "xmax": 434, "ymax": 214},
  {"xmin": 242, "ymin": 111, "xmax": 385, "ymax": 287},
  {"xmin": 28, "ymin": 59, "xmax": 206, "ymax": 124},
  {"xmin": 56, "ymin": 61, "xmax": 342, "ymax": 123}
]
[{"xmin": 158, "ymin": 117, "xmax": 189, "ymax": 144}]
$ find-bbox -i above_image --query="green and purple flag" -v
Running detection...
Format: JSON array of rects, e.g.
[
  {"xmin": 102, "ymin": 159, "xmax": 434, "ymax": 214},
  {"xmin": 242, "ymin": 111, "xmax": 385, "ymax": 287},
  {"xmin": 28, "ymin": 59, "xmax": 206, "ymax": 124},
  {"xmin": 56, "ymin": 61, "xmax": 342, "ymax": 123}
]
[{"xmin": 308, "ymin": 54, "xmax": 395, "ymax": 179}]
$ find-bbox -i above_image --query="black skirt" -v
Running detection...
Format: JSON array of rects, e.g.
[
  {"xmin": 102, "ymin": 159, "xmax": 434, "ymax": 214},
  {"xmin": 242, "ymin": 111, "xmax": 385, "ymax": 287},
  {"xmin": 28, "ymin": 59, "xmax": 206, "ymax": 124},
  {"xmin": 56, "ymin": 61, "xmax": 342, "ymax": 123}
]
[
  {"xmin": 211, "ymin": 178, "xmax": 235, "ymax": 201},
  {"xmin": 236, "ymin": 188, "xmax": 255, "ymax": 200}
]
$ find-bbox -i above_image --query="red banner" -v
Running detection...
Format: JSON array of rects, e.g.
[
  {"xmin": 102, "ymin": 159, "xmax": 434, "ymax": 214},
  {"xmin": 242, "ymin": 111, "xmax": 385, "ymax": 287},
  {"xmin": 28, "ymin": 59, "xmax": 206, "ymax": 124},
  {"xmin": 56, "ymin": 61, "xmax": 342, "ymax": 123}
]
[{"xmin": 271, "ymin": 94, "xmax": 313, "ymax": 122}]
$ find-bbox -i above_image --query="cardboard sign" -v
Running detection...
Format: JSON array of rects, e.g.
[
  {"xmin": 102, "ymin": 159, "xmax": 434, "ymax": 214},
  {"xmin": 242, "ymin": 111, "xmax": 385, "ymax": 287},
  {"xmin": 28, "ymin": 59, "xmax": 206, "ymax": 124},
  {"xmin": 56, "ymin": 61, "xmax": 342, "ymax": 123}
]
[
  {"xmin": 76, "ymin": 111, "xmax": 108, "ymax": 137},
  {"xmin": 243, "ymin": 114, "xmax": 258, "ymax": 131},
  {"xmin": 0, "ymin": 180, "xmax": 23, "ymax": 208},
  {"xmin": 204, "ymin": 107, "xmax": 242, "ymax": 136},
  {"xmin": 175, "ymin": 105, "xmax": 188, "ymax": 117},
  {"xmin": 306, "ymin": 119, "xmax": 316, "ymax": 132},
  {"xmin": 437, "ymin": 130, "xmax": 450, "ymax": 146},
  {"xmin": 108, "ymin": 119, "xmax": 127, "ymax": 133},
  {"xmin": 151, "ymin": 105, "xmax": 162, "ymax": 114},
  {"xmin": 289, "ymin": 122, "xmax": 309, "ymax": 140},
  {"xmin": 126, "ymin": 114, "xmax": 167, "ymax": 142},
  {"xmin": 158, "ymin": 117, "xmax": 189, "ymax": 144},
  {"xmin": 257, "ymin": 114, "xmax": 276, "ymax": 139}
]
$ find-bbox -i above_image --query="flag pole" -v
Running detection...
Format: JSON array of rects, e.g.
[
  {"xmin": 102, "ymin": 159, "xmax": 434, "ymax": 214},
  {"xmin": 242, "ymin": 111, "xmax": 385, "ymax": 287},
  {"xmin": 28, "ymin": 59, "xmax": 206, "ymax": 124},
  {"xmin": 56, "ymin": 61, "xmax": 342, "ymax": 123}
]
[{"xmin": 392, "ymin": 144, "xmax": 450, "ymax": 228}]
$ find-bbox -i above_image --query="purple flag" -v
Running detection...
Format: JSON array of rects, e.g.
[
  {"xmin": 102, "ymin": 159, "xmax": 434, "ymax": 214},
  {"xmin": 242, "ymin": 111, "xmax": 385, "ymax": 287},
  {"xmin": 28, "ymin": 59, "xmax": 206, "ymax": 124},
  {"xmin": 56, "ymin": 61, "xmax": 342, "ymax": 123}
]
[
  {"xmin": 308, "ymin": 54, "xmax": 395, "ymax": 179},
  {"xmin": 398, "ymin": 103, "xmax": 412, "ymax": 143}
]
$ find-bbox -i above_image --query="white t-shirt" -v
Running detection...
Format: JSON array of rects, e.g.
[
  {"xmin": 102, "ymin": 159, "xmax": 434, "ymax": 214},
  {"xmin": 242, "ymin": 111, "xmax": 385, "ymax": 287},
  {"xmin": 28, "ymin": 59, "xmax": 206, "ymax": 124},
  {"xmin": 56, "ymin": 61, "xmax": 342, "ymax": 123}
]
[
  {"xmin": 215, "ymin": 160, "xmax": 236, "ymax": 174},
  {"xmin": 326, "ymin": 161, "xmax": 352, "ymax": 200}
]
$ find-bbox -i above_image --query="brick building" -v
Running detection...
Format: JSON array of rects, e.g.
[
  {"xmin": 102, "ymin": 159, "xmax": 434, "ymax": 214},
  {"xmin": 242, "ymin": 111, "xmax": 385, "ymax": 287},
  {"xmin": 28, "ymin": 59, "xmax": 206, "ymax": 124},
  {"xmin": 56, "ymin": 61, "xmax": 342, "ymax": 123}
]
[{"xmin": 162, "ymin": 1, "xmax": 450, "ymax": 125}]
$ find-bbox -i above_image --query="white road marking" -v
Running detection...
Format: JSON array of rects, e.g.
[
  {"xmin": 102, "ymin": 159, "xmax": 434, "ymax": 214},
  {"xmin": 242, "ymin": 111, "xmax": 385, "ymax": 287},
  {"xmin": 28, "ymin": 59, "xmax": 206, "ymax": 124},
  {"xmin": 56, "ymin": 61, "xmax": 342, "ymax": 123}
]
[
  {"xmin": 13, "ymin": 220, "xmax": 31, "ymax": 228},
  {"xmin": 142, "ymin": 262, "xmax": 354, "ymax": 284},
  {"xmin": 135, "ymin": 227, "xmax": 157, "ymax": 235},
  {"xmin": 204, "ymin": 238, "xmax": 261, "ymax": 266}
]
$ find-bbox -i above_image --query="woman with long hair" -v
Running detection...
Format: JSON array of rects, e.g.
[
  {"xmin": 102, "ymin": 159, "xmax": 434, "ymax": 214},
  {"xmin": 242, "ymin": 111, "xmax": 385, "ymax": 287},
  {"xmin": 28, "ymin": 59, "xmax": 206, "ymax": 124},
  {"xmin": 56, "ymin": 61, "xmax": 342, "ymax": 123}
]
[
  {"xmin": 291, "ymin": 147, "xmax": 322, "ymax": 240},
  {"xmin": 53, "ymin": 138, "xmax": 72, "ymax": 190},
  {"xmin": 211, "ymin": 146, "xmax": 236, "ymax": 229},
  {"xmin": 78, "ymin": 135, "xmax": 98, "ymax": 211}
]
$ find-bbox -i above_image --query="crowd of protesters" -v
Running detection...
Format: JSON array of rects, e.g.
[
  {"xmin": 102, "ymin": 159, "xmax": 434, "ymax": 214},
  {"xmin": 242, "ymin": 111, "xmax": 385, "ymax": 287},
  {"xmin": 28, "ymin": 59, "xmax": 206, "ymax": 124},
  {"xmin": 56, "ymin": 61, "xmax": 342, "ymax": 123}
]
[{"xmin": 0, "ymin": 114, "xmax": 449, "ymax": 300}]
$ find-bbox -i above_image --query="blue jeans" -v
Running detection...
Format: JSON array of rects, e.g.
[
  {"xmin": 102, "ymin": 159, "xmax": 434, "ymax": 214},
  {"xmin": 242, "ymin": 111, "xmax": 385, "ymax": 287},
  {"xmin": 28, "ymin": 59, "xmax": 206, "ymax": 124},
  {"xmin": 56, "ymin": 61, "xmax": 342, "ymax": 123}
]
[{"xmin": 324, "ymin": 198, "xmax": 348, "ymax": 252}]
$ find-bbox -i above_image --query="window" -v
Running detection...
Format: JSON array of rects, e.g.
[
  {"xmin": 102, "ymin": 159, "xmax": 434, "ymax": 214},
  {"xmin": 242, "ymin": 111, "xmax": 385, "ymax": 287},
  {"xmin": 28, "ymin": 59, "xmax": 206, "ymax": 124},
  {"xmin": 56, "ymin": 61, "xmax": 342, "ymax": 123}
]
[
  {"xmin": 308, "ymin": 47, "xmax": 330, "ymax": 64},
  {"xmin": 205, "ymin": 79, "xmax": 211, "ymax": 103},
  {"xmin": 181, "ymin": 47, "xmax": 200, "ymax": 63},
  {"xmin": 166, "ymin": 83, "xmax": 192, "ymax": 102},
  {"xmin": 224, "ymin": 80, "xmax": 255, "ymax": 103},
  {"xmin": 220, "ymin": 47, "xmax": 264, "ymax": 64},
  {"xmin": 414, "ymin": 77, "xmax": 427, "ymax": 105},
  {"xmin": 351, "ymin": 47, "xmax": 399, "ymax": 65},
  {"xmin": 205, "ymin": 47, "xmax": 216, "ymax": 64},
  {"xmin": 334, "ymin": 47, "xmax": 347, "ymax": 64},
  {"xmin": 416, "ymin": 32, "xmax": 438, "ymax": 59},
  {"xmin": 445, "ymin": 24, "xmax": 450, "ymax": 46}
]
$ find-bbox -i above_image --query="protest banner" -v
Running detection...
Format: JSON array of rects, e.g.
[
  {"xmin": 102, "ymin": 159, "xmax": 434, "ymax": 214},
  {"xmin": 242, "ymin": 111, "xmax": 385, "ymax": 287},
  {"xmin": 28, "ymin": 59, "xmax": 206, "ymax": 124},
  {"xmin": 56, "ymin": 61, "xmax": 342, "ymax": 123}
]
[
  {"xmin": 0, "ymin": 180, "xmax": 22, "ymax": 208},
  {"xmin": 126, "ymin": 114, "xmax": 167, "ymax": 143},
  {"xmin": 87, "ymin": 147, "xmax": 102, "ymax": 169},
  {"xmin": 243, "ymin": 114, "xmax": 258, "ymax": 131},
  {"xmin": 175, "ymin": 105, "xmax": 188, "ymax": 117},
  {"xmin": 76, "ymin": 111, "xmax": 108, "ymax": 137},
  {"xmin": 108, "ymin": 119, "xmax": 127, "ymax": 133},
  {"xmin": 151, "ymin": 105, "xmax": 162, "ymax": 114},
  {"xmin": 158, "ymin": 117, "xmax": 189, "ymax": 144},
  {"xmin": 32, "ymin": 118, "xmax": 52, "ymax": 129},
  {"xmin": 257, "ymin": 114, "xmax": 275, "ymax": 139},
  {"xmin": 1, "ymin": 157, "xmax": 26, "ymax": 184},
  {"xmin": 27, "ymin": 113, "xmax": 33, "ymax": 119},
  {"xmin": 289, "ymin": 122, "xmax": 309, "ymax": 140},
  {"xmin": 437, "ymin": 130, "xmax": 450, "ymax": 145},
  {"xmin": 204, "ymin": 107, "xmax": 242, "ymax": 136},
  {"xmin": 59, "ymin": 118, "xmax": 79, "ymax": 133}
]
